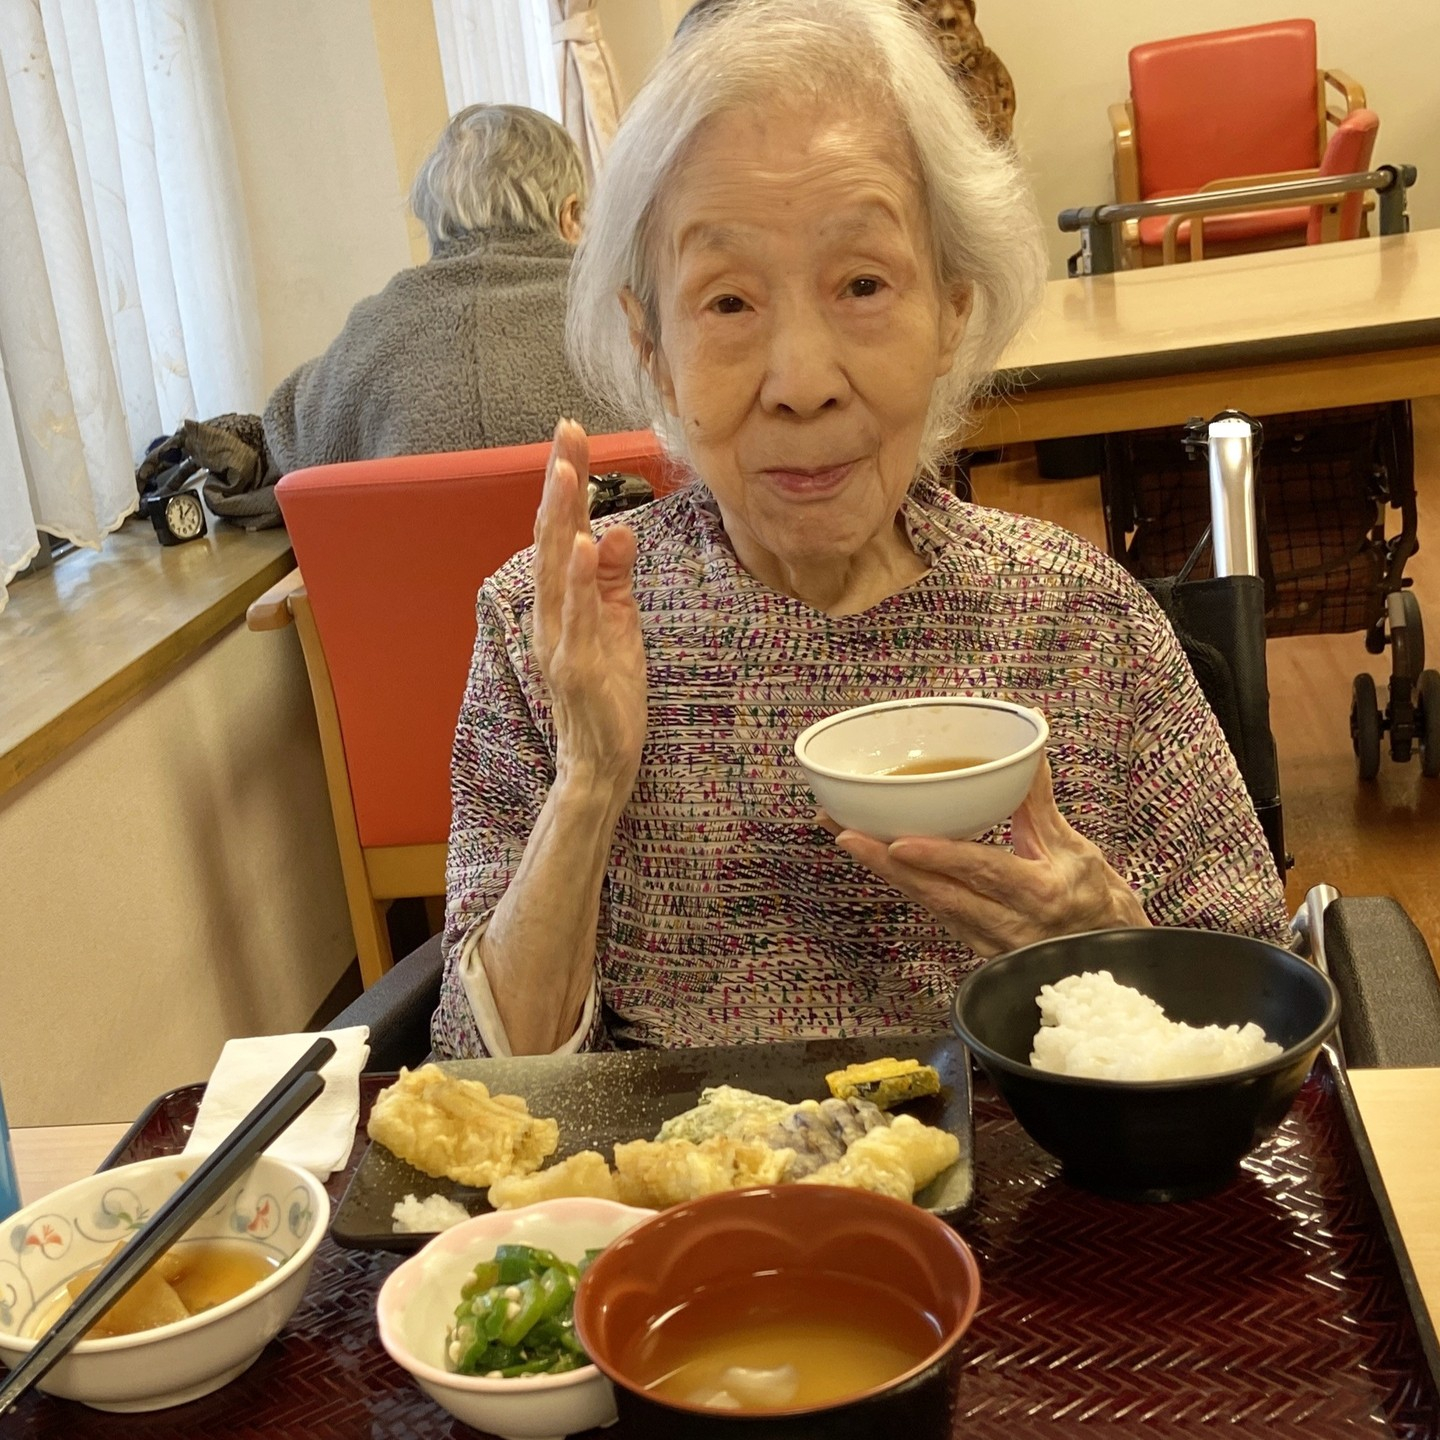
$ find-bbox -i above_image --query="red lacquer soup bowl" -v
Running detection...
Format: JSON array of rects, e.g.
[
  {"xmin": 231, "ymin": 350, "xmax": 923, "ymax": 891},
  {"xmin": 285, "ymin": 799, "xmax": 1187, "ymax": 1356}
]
[{"xmin": 573, "ymin": 1184, "xmax": 981, "ymax": 1440}]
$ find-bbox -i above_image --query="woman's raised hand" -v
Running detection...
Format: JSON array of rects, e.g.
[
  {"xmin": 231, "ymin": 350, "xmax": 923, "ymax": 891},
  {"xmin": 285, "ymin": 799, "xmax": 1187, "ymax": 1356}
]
[
  {"xmin": 825, "ymin": 755, "xmax": 1149, "ymax": 957},
  {"xmin": 532, "ymin": 419, "xmax": 648, "ymax": 796}
]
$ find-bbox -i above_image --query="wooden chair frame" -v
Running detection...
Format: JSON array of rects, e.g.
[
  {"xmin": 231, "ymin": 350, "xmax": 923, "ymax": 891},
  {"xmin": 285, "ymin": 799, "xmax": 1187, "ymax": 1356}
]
[
  {"xmin": 1110, "ymin": 65, "xmax": 1367, "ymax": 268},
  {"xmin": 248, "ymin": 569, "xmax": 445, "ymax": 986},
  {"xmin": 1159, "ymin": 170, "xmax": 1354, "ymax": 265}
]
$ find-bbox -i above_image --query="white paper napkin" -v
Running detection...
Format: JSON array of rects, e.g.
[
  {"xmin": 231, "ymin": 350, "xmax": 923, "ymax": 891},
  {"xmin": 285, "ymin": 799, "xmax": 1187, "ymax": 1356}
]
[{"xmin": 183, "ymin": 1027, "xmax": 371, "ymax": 1179}]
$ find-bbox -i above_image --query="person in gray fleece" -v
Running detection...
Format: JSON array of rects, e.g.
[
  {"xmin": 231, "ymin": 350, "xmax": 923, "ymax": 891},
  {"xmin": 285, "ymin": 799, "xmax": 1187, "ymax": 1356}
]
[{"xmin": 263, "ymin": 104, "xmax": 618, "ymax": 474}]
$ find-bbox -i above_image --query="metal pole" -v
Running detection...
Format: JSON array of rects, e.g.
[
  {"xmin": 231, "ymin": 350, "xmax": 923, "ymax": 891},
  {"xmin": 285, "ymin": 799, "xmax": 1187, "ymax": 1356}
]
[
  {"xmin": 1206, "ymin": 417, "xmax": 1261, "ymax": 578},
  {"xmin": 1377, "ymin": 165, "xmax": 1417, "ymax": 235},
  {"xmin": 1058, "ymin": 168, "xmax": 1399, "ymax": 231},
  {"xmin": 1292, "ymin": 882, "xmax": 1341, "ymax": 968},
  {"xmin": 1089, "ymin": 223, "xmax": 1119, "ymax": 276}
]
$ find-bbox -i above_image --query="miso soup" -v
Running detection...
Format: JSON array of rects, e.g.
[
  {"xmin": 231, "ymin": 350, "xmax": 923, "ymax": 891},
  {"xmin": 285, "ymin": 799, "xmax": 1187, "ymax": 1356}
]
[
  {"xmin": 25, "ymin": 1238, "xmax": 281, "ymax": 1340},
  {"xmin": 628, "ymin": 1271, "xmax": 938, "ymax": 1412},
  {"xmin": 875, "ymin": 755, "xmax": 989, "ymax": 776}
]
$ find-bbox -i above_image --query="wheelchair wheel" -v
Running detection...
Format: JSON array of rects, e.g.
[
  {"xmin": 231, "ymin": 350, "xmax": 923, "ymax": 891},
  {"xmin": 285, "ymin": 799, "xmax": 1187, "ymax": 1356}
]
[
  {"xmin": 1391, "ymin": 590, "xmax": 1425, "ymax": 683},
  {"xmin": 1351, "ymin": 673, "xmax": 1382, "ymax": 780},
  {"xmin": 1419, "ymin": 669, "xmax": 1440, "ymax": 779}
]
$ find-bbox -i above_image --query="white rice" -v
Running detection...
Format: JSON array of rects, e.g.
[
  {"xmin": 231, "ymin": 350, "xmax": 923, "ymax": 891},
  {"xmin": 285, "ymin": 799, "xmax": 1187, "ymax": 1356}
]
[
  {"xmin": 391, "ymin": 1192, "xmax": 472, "ymax": 1233},
  {"xmin": 1030, "ymin": 970, "xmax": 1281, "ymax": 1081}
]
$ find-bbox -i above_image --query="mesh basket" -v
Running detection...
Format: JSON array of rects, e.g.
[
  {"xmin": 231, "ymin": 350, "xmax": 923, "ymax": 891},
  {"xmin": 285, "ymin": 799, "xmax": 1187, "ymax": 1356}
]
[{"xmin": 1107, "ymin": 406, "xmax": 1406, "ymax": 639}]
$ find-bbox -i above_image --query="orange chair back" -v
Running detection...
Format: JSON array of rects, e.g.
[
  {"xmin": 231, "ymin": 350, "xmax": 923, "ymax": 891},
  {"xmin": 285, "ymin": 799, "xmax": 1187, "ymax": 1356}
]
[
  {"xmin": 1309, "ymin": 107, "xmax": 1379, "ymax": 243},
  {"xmin": 1129, "ymin": 20, "xmax": 1319, "ymax": 200},
  {"xmin": 275, "ymin": 432, "xmax": 674, "ymax": 851}
]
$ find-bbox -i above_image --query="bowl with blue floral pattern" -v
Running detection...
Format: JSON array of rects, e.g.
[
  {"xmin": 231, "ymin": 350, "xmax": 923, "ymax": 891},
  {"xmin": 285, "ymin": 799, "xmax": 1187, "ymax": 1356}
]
[{"xmin": 0, "ymin": 1152, "xmax": 328, "ymax": 1411}]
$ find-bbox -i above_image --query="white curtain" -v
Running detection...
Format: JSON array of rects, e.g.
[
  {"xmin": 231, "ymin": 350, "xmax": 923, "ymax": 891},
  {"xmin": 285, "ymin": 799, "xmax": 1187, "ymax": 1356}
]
[
  {"xmin": 0, "ymin": 0, "xmax": 261, "ymax": 612},
  {"xmin": 549, "ymin": 0, "xmax": 622, "ymax": 187},
  {"xmin": 431, "ymin": 0, "xmax": 562, "ymax": 123}
]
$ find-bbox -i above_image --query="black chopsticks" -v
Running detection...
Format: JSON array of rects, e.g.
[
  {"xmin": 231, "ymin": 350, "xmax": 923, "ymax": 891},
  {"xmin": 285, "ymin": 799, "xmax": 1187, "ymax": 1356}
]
[{"xmin": 0, "ymin": 1035, "xmax": 337, "ymax": 1416}]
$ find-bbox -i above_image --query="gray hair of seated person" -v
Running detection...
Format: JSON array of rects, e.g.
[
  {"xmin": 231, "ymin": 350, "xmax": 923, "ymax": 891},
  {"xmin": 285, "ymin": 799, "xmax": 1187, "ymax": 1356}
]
[
  {"xmin": 410, "ymin": 104, "xmax": 585, "ymax": 250},
  {"xmin": 566, "ymin": 0, "xmax": 1046, "ymax": 472}
]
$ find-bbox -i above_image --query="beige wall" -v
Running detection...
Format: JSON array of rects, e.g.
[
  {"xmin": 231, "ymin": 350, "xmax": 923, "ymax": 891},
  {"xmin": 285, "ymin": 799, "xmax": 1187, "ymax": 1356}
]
[
  {"xmin": 214, "ymin": 0, "xmax": 413, "ymax": 394},
  {"xmin": 369, "ymin": 0, "xmax": 452, "ymax": 266},
  {"xmin": 598, "ymin": 0, "xmax": 687, "ymax": 103},
  {"xmin": 0, "ymin": 623, "xmax": 353, "ymax": 1127},
  {"xmin": 970, "ymin": 1, "xmax": 1440, "ymax": 277}
]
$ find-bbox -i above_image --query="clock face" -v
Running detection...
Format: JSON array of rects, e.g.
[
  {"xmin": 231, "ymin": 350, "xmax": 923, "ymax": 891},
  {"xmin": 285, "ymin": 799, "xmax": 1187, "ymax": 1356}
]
[{"xmin": 165, "ymin": 494, "xmax": 205, "ymax": 540}]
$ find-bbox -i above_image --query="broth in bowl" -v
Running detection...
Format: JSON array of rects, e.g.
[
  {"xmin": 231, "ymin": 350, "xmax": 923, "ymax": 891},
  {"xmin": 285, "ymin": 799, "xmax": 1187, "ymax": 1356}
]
[
  {"xmin": 26, "ymin": 1239, "xmax": 281, "ymax": 1340},
  {"xmin": 630, "ymin": 1271, "xmax": 937, "ymax": 1412},
  {"xmin": 874, "ymin": 755, "xmax": 989, "ymax": 776}
]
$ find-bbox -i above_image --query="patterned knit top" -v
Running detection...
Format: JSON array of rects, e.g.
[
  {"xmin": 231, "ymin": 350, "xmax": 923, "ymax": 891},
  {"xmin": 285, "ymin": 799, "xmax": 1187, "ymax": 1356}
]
[{"xmin": 430, "ymin": 479, "xmax": 1290, "ymax": 1059}]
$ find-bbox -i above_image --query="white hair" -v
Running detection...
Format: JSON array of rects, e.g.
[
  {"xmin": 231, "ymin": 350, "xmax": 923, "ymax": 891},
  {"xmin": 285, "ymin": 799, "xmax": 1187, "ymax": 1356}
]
[
  {"xmin": 410, "ymin": 104, "xmax": 585, "ymax": 250},
  {"xmin": 566, "ymin": 0, "xmax": 1046, "ymax": 471}
]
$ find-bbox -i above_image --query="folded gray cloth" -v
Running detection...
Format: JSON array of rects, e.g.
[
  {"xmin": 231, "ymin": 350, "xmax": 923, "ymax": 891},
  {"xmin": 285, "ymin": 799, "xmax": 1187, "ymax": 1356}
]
[
  {"xmin": 183, "ymin": 417, "xmax": 283, "ymax": 530},
  {"xmin": 135, "ymin": 412, "xmax": 283, "ymax": 531}
]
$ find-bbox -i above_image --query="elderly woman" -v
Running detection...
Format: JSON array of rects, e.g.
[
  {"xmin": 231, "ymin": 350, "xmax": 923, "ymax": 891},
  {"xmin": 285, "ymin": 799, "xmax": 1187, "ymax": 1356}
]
[
  {"xmin": 263, "ymin": 105, "xmax": 616, "ymax": 474},
  {"xmin": 430, "ymin": 0, "xmax": 1289, "ymax": 1060}
]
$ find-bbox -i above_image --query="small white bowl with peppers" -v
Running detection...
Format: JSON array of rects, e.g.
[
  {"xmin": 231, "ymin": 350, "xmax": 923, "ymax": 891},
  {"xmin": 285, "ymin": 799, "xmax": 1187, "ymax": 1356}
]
[{"xmin": 376, "ymin": 1197, "xmax": 655, "ymax": 1440}]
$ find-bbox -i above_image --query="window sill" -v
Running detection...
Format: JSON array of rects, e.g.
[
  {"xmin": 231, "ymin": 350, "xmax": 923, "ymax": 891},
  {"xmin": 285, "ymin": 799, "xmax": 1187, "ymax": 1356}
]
[{"xmin": 0, "ymin": 516, "xmax": 295, "ymax": 797}]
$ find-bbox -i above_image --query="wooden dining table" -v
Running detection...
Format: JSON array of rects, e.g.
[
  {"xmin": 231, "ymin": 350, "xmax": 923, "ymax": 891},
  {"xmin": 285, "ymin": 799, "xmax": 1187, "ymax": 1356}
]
[
  {"xmin": 967, "ymin": 228, "xmax": 1440, "ymax": 448},
  {"xmin": 11, "ymin": 1066, "xmax": 1440, "ymax": 1332}
]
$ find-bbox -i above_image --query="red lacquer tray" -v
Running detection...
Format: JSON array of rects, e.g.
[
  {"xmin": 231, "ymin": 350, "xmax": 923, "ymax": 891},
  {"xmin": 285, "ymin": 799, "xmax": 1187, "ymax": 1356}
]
[{"xmin": 8, "ymin": 1054, "xmax": 1438, "ymax": 1438}]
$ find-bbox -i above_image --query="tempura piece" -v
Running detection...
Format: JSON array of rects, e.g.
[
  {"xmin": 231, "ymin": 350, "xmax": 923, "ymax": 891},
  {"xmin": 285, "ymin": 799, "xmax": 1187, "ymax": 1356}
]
[
  {"xmin": 488, "ymin": 1150, "xmax": 619, "ymax": 1209},
  {"xmin": 613, "ymin": 1135, "xmax": 795, "ymax": 1208},
  {"xmin": 800, "ymin": 1115, "xmax": 959, "ymax": 1202},
  {"xmin": 724, "ymin": 1137, "xmax": 796, "ymax": 1190},
  {"xmin": 367, "ymin": 1063, "xmax": 559, "ymax": 1187},
  {"xmin": 656, "ymin": 1087, "xmax": 794, "ymax": 1144},
  {"xmin": 825, "ymin": 1057, "xmax": 941, "ymax": 1110},
  {"xmin": 762, "ymin": 1097, "xmax": 888, "ymax": 1176}
]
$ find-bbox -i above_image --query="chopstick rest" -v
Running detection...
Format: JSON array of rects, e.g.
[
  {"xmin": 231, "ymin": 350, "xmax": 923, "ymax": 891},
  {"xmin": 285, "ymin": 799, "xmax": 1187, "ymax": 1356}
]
[{"xmin": 0, "ymin": 1035, "xmax": 336, "ymax": 1416}]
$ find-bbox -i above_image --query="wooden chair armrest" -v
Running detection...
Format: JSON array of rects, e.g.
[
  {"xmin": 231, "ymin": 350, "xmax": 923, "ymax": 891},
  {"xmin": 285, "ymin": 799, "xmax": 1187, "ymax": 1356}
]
[
  {"xmin": 1159, "ymin": 182, "xmax": 1347, "ymax": 264},
  {"xmin": 1119, "ymin": 217, "xmax": 1141, "ymax": 269},
  {"xmin": 1108, "ymin": 100, "xmax": 1139, "ymax": 204},
  {"xmin": 1195, "ymin": 168, "xmax": 1322, "ymax": 193},
  {"xmin": 246, "ymin": 568, "xmax": 305, "ymax": 631},
  {"xmin": 1321, "ymin": 67, "xmax": 1366, "ymax": 124}
]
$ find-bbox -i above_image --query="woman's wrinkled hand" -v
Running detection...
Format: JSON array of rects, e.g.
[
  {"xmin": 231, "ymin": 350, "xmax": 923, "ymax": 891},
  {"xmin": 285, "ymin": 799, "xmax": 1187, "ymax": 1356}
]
[
  {"xmin": 532, "ymin": 419, "xmax": 647, "ymax": 796},
  {"xmin": 823, "ymin": 755, "xmax": 1149, "ymax": 957}
]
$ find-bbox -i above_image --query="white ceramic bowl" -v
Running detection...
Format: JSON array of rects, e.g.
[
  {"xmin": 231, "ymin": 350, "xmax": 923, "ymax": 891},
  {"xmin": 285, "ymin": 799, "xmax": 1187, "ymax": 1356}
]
[
  {"xmin": 376, "ymin": 1197, "xmax": 656, "ymax": 1440},
  {"xmin": 0, "ymin": 1153, "xmax": 328, "ymax": 1412},
  {"xmin": 795, "ymin": 696, "xmax": 1049, "ymax": 842}
]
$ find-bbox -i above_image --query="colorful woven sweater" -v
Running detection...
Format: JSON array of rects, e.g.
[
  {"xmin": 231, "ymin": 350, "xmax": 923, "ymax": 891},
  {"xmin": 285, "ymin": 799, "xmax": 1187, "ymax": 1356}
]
[{"xmin": 430, "ymin": 479, "xmax": 1290, "ymax": 1059}]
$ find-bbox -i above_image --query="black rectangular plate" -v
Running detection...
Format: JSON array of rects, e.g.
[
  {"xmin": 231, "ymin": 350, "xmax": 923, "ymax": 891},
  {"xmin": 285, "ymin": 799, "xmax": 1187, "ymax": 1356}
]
[{"xmin": 331, "ymin": 1032, "xmax": 973, "ymax": 1251}]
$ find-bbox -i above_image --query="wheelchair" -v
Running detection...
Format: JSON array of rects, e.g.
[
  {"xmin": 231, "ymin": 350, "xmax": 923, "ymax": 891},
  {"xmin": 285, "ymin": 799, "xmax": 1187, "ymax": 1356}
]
[{"xmin": 1104, "ymin": 403, "xmax": 1439, "ymax": 780}]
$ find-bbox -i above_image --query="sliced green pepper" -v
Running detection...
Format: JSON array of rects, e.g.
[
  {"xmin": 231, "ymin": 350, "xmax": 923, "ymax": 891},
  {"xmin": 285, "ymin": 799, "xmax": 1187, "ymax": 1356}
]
[
  {"xmin": 459, "ymin": 1260, "xmax": 501, "ymax": 1300},
  {"xmin": 447, "ymin": 1244, "xmax": 596, "ymax": 1376},
  {"xmin": 536, "ymin": 1267, "xmax": 574, "ymax": 1321},
  {"xmin": 497, "ymin": 1278, "xmax": 544, "ymax": 1347},
  {"xmin": 494, "ymin": 1243, "xmax": 569, "ymax": 1284}
]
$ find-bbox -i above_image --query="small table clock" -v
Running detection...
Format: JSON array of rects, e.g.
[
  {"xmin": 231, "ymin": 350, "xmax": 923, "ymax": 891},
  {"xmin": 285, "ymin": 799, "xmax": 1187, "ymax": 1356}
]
[{"xmin": 141, "ymin": 487, "xmax": 208, "ymax": 546}]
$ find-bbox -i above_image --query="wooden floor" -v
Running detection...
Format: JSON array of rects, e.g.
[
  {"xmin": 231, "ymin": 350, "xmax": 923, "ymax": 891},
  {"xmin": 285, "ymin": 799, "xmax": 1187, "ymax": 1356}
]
[{"xmin": 970, "ymin": 396, "xmax": 1440, "ymax": 965}]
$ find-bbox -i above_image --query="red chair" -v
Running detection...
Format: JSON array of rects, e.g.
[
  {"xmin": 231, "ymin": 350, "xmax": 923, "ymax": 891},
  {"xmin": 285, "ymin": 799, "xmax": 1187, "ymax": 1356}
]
[
  {"xmin": 1155, "ymin": 108, "xmax": 1380, "ymax": 264},
  {"xmin": 246, "ymin": 432, "xmax": 674, "ymax": 985},
  {"xmin": 1307, "ymin": 107, "xmax": 1380, "ymax": 244},
  {"xmin": 1109, "ymin": 20, "xmax": 1369, "ymax": 266}
]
